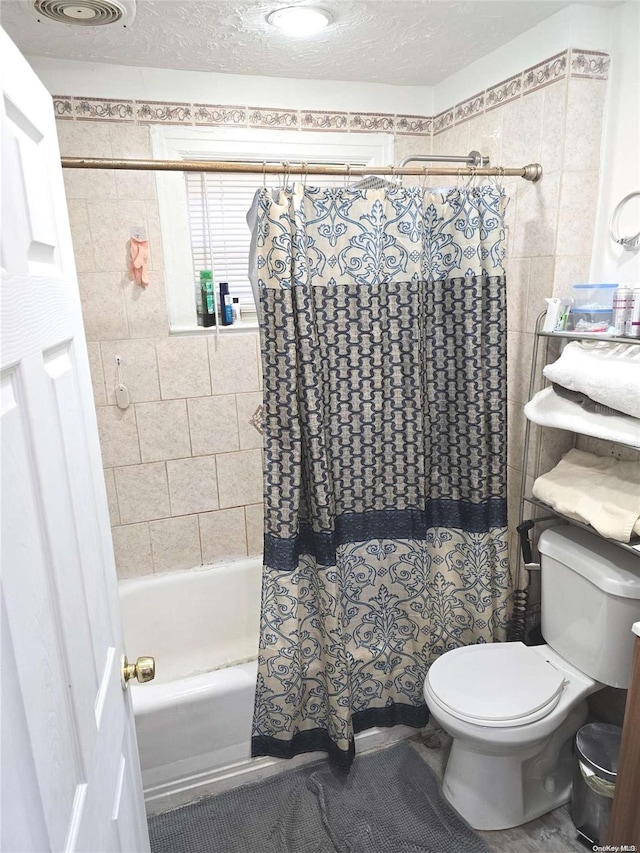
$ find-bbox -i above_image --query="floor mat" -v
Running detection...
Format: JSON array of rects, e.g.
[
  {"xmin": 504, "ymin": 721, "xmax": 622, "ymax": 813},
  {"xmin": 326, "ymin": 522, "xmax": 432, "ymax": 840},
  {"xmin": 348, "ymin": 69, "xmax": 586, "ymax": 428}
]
[{"xmin": 148, "ymin": 741, "xmax": 491, "ymax": 853}]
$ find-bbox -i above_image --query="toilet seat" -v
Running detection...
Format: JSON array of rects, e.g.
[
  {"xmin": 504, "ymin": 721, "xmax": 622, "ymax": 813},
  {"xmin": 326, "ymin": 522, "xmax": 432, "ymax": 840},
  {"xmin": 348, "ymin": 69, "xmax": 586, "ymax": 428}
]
[{"xmin": 426, "ymin": 642, "xmax": 567, "ymax": 728}]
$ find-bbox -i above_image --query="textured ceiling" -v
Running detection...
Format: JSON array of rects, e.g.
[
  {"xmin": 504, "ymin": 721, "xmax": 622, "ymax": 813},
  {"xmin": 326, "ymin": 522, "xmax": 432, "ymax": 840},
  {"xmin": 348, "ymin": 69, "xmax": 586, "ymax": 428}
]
[{"xmin": 2, "ymin": 0, "xmax": 613, "ymax": 85}]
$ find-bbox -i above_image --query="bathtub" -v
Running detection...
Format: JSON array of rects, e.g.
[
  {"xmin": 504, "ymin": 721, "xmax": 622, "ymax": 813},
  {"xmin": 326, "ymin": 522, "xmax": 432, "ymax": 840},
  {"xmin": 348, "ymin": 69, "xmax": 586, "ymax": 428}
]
[{"xmin": 119, "ymin": 558, "xmax": 415, "ymax": 814}]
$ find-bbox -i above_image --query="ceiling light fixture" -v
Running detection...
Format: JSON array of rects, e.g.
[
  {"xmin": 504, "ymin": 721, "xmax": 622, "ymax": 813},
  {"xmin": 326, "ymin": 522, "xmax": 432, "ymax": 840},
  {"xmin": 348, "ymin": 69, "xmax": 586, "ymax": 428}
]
[{"xmin": 267, "ymin": 6, "xmax": 331, "ymax": 37}]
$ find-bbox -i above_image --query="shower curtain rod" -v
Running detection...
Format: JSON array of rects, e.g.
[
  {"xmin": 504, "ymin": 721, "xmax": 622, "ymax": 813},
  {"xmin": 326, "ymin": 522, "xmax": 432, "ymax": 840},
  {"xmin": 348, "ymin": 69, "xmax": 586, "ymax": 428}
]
[{"xmin": 60, "ymin": 156, "xmax": 543, "ymax": 182}]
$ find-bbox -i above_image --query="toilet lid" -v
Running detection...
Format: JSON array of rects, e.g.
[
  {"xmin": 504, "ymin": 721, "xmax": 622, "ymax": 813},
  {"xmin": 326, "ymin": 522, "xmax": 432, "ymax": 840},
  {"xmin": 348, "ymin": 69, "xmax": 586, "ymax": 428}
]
[{"xmin": 427, "ymin": 642, "xmax": 566, "ymax": 725}]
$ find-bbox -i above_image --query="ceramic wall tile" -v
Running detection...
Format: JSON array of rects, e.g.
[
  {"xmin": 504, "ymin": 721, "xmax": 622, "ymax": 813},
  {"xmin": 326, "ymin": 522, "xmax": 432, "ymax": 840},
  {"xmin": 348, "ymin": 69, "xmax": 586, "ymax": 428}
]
[
  {"xmin": 123, "ymin": 273, "xmax": 169, "ymax": 338},
  {"xmin": 432, "ymin": 109, "xmax": 453, "ymax": 136},
  {"xmin": 156, "ymin": 336, "xmax": 211, "ymax": 399},
  {"xmin": 208, "ymin": 334, "xmax": 260, "ymax": 395},
  {"xmin": 563, "ymin": 78, "xmax": 607, "ymax": 172},
  {"xmin": 245, "ymin": 504, "xmax": 264, "ymax": 556},
  {"xmin": 111, "ymin": 523, "xmax": 153, "ymax": 579},
  {"xmin": 552, "ymin": 255, "xmax": 591, "ymax": 299},
  {"xmin": 96, "ymin": 405, "xmax": 140, "ymax": 468},
  {"xmin": 56, "ymin": 120, "xmax": 113, "ymax": 157},
  {"xmin": 115, "ymin": 461, "xmax": 170, "ymax": 524},
  {"xmin": 466, "ymin": 108, "xmax": 503, "ymax": 167},
  {"xmin": 500, "ymin": 89, "xmax": 544, "ymax": 168},
  {"xmin": 100, "ymin": 338, "xmax": 160, "ymax": 404},
  {"xmin": 103, "ymin": 468, "xmax": 120, "ymax": 526},
  {"xmin": 540, "ymin": 80, "xmax": 567, "ymax": 174},
  {"xmin": 526, "ymin": 256, "xmax": 555, "ymax": 330},
  {"xmin": 236, "ymin": 392, "xmax": 264, "ymax": 450},
  {"xmin": 216, "ymin": 449, "xmax": 264, "ymax": 508},
  {"xmin": 167, "ymin": 455, "xmax": 219, "ymax": 516},
  {"xmin": 511, "ymin": 171, "xmax": 561, "ymax": 259},
  {"xmin": 53, "ymin": 97, "xmax": 73, "ymax": 119},
  {"xmin": 150, "ymin": 515, "xmax": 201, "ymax": 572},
  {"xmin": 504, "ymin": 257, "xmax": 530, "ymax": 333},
  {"xmin": 77, "ymin": 272, "xmax": 129, "ymax": 341},
  {"xmin": 63, "ymin": 167, "xmax": 117, "ymax": 201},
  {"xmin": 136, "ymin": 399, "xmax": 191, "ymax": 462},
  {"xmin": 66, "ymin": 200, "xmax": 96, "ymax": 273},
  {"xmin": 107, "ymin": 123, "xmax": 152, "ymax": 158},
  {"xmin": 86, "ymin": 198, "xmax": 147, "ymax": 271},
  {"xmin": 556, "ymin": 170, "xmax": 600, "ymax": 258},
  {"xmin": 199, "ymin": 507, "xmax": 247, "ymax": 563},
  {"xmin": 87, "ymin": 341, "xmax": 107, "ymax": 406},
  {"xmin": 506, "ymin": 332, "xmax": 535, "ymax": 405},
  {"xmin": 187, "ymin": 395, "xmax": 239, "ymax": 456}
]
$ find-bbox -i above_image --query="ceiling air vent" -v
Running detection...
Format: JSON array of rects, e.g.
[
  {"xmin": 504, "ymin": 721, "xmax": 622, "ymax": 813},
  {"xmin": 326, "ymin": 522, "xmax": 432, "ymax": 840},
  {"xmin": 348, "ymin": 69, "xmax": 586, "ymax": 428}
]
[{"xmin": 32, "ymin": 0, "xmax": 136, "ymax": 26}]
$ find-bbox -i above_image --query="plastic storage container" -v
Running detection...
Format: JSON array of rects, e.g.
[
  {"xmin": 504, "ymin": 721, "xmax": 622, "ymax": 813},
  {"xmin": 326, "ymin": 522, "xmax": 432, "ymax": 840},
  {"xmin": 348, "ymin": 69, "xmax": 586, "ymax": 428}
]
[
  {"xmin": 568, "ymin": 283, "xmax": 618, "ymax": 331},
  {"xmin": 570, "ymin": 722, "xmax": 621, "ymax": 845}
]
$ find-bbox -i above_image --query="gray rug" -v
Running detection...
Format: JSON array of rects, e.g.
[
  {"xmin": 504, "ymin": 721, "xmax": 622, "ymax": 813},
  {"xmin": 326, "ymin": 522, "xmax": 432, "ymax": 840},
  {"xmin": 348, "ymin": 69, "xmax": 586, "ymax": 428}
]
[{"xmin": 148, "ymin": 741, "xmax": 491, "ymax": 853}]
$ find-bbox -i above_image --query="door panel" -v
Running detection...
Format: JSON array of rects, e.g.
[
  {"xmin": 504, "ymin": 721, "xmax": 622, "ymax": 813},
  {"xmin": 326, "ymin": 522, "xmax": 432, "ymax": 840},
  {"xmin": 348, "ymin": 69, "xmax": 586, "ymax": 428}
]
[{"xmin": 1, "ymin": 27, "xmax": 150, "ymax": 853}]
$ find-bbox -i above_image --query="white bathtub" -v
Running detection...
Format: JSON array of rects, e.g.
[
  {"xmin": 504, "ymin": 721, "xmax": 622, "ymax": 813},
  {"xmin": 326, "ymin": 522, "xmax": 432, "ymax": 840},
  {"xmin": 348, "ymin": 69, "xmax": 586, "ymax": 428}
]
[{"xmin": 119, "ymin": 558, "xmax": 414, "ymax": 814}]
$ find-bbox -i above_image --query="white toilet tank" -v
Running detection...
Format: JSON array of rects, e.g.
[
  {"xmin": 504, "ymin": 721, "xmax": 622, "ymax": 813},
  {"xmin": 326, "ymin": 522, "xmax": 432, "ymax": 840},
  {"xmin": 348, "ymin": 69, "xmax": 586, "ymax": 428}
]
[{"xmin": 539, "ymin": 525, "xmax": 640, "ymax": 688}]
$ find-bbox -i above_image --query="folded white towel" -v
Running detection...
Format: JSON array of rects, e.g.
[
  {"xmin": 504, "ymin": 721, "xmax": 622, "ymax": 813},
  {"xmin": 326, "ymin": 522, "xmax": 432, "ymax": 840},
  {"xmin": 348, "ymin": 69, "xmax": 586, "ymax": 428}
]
[
  {"xmin": 532, "ymin": 449, "xmax": 640, "ymax": 542},
  {"xmin": 524, "ymin": 387, "xmax": 640, "ymax": 448},
  {"xmin": 543, "ymin": 341, "xmax": 640, "ymax": 419}
]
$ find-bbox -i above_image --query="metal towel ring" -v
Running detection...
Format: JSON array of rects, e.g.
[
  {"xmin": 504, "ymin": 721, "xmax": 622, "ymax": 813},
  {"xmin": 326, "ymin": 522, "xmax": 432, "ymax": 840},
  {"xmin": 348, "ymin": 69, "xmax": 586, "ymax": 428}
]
[{"xmin": 609, "ymin": 190, "xmax": 640, "ymax": 251}]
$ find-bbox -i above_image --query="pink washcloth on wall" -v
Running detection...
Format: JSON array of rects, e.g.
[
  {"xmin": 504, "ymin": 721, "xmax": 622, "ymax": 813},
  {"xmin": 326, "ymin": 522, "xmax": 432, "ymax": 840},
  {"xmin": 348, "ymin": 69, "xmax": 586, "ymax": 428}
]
[{"xmin": 129, "ymin": 238, "xmax": 149, "ymax": 287}]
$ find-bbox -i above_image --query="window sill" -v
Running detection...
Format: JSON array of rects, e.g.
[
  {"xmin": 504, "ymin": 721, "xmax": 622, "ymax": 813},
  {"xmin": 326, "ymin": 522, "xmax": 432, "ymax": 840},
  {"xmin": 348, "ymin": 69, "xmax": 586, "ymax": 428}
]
[{"xmin": 170, "ymin": 317, "xmax": 259, "ymax": 336}]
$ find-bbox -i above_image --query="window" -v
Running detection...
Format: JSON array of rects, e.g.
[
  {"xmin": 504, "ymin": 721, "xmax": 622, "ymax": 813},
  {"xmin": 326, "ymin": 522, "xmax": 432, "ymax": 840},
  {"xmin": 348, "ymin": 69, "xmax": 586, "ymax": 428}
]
[{"xmin": 152, "ymin": 127, "xmax": 394, "ymax": 333}]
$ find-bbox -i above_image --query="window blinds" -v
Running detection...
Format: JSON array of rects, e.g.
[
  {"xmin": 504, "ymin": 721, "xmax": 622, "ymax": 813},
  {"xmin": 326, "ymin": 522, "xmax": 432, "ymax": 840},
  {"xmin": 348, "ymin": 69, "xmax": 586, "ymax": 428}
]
[{"xmin": 185, "ymin": 170, "xmax": 349, "ymax": 314}]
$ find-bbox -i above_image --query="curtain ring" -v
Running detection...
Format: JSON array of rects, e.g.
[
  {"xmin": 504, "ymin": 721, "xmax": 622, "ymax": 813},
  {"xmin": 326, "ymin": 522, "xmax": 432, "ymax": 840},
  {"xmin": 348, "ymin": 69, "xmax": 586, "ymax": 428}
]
[
  {"xmin": 262, "ymin": 160, "xmax": 267, "ymax": 189},
  {"xmin": 302, "ymin": 161, "xmax": 309, "ymax": 189},
  {"xmin": 346, "ymin": 162, "xmax": 352, "ymax": 187},
  {"xmin": 421, "ymin": 165, "xmax": 429, "ymax": 191}
]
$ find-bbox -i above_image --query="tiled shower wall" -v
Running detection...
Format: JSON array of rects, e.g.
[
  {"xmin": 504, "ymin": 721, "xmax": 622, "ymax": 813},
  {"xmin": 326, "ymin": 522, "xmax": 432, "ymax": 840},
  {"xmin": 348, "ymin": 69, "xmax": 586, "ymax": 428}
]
[
  {"xmin": 433, "ymin": 50, "xmax": 610, "ymax": 568},
  {"xmin": 57, "ymin": 47, "xmax": 609, "ymax": 580},
  {"xmin": 56, "ymin": 117, "xmax": 431, "ymax": 579}
]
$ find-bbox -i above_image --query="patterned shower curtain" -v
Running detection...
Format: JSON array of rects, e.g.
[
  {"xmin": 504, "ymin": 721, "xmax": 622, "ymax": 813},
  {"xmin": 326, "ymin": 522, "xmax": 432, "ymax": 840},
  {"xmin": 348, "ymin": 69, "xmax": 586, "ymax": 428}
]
[{"xmin": 251, "ymin": 183, "xmax": 511, "ymax": 770}]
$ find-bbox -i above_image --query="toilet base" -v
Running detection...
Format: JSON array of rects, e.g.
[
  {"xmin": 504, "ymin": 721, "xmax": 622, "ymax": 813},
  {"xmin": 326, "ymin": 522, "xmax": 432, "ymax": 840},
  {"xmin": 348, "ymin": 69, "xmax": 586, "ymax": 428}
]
[{"xmin": 440, "ymin": 702, "xmax": 587, "ymax": 831}]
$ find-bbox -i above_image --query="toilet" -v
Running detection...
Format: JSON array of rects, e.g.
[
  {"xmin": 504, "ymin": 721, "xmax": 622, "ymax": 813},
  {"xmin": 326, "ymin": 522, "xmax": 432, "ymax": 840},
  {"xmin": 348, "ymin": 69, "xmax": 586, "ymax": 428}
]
[{"xmin": 424, "ymin": 525, "xmax": 640, "ymax": 831}]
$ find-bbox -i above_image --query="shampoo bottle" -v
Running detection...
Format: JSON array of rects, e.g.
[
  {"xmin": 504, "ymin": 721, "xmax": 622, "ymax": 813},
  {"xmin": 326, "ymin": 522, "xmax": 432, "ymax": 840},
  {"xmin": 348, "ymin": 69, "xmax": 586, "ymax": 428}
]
[
  {"xmin": 219, "ymin": 281, "xmax": 233, "ymax": 326},
  {"xmin": 200, "ymin": 270, "xmax": 216, "ymax": 327}
]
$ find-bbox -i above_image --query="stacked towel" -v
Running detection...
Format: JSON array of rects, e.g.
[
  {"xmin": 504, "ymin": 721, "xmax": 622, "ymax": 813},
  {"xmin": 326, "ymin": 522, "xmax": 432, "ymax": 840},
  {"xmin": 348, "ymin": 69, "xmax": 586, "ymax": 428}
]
[
  {"xmin": 532, "ymin": 449, "xmax": 640, "ymax": 542},
  {"xmin": 524, "ymin": 387, "xmax": 640, "ymax": 448},
  {"xmin": 543, "ymin": 341, "xmax": 640, "ymax": 420}
]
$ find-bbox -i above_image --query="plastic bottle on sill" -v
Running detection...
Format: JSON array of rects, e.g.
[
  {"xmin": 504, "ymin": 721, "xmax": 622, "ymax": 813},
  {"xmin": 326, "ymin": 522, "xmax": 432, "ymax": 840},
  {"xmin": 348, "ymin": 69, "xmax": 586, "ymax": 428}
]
[
  {"xmin": 200, "ymin": 270, "xmax": 216, "ymax": 327},
  {"xmin": 630, "ymin": 287, "xmax": 640, "ymax": 338},
  {"xmin": 219, "ymin": 282, "xmax": 233, "ymax": 326},
  {"xmin": 232, "ymin": 297, "xmax": 241, "ymax": 324}
]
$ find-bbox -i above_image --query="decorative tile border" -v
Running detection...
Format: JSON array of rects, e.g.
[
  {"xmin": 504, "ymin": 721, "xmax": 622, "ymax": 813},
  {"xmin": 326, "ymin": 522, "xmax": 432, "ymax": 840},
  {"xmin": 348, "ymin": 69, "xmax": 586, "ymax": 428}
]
[
  {"xmin": 394, "ymin": 115, "xmax": 431, "ymax": 136},
  {"xmin": 522, "ymin": 51, "xmax": 567, "ymax": 94},
  {"xmin": 52, "ymin": 46, "xmax": 609, "ymax": 143},
  {"xmin": 136, "ymin": 101, "xmax": 191, "ymax": 124},
  {"xmin": 349, "ymin": 112, "xmax": 395, "ymax": 133},
  {"xmin": 301, "ymin": 110, "xmax": 349, "ymax": 131},
  {"xmin": 193, "ymin": 104, "xmax": 247, "ymax": 126},
  {"xmin": 433, "ymin": 109, "xmax": 454, "ymax": 135},
  {"xmin": 75, "ymin": 97, "xmax": 135, "ymax": 121},
  {"xmin": 484, "ymin": 74, "xmax": 521, "ymax": 112},
  {"xmin": 570, "ymin": 49, "xmax": 610, "ymax": 80},
  {"xmin": 454, "ymin": 93, "xmax": 484, "ymax": 125}
]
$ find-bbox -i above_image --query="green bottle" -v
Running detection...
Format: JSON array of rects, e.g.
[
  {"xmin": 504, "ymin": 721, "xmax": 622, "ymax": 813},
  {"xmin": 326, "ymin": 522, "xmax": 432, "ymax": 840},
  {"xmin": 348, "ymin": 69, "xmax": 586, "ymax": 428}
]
[{"xmin": 200, "ymin": 270, "xmax": 216, "ymax": 327}]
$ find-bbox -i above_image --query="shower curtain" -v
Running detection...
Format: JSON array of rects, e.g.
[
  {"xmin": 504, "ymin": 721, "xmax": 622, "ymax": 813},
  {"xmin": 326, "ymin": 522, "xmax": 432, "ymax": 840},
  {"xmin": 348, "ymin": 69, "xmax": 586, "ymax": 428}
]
[{"xmin": 251, "ymin": 182, "xmax": 511, "ymax": 770}]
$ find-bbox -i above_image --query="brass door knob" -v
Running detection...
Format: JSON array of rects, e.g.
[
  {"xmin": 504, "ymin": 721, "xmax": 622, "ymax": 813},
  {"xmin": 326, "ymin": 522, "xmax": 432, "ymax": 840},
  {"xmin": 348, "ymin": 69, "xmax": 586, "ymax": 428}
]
[{"xmin": 122, "ymin": 655, "xmax": 155, "ymax": 687}]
